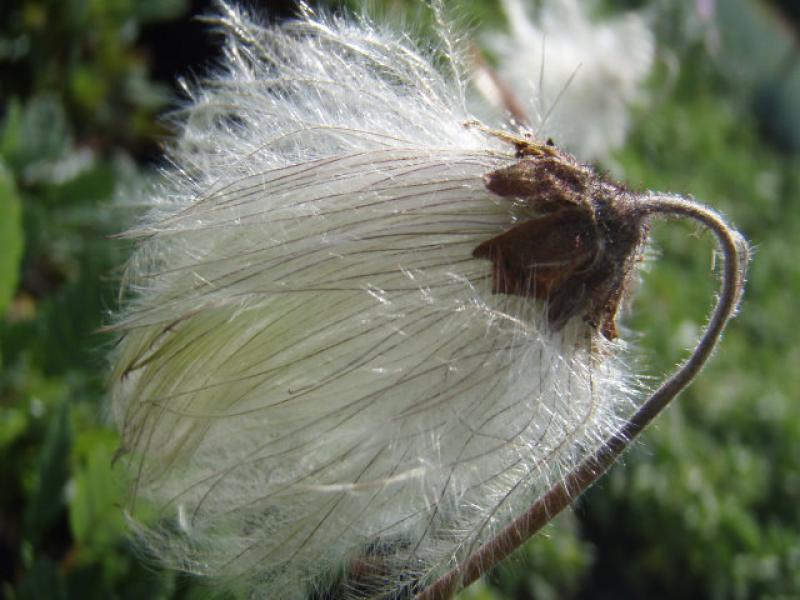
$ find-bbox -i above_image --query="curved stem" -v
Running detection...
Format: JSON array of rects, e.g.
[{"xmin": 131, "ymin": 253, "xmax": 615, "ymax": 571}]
[{"xmin": 416, "ymin": 194, "xmax": 749, "ymax": 600}]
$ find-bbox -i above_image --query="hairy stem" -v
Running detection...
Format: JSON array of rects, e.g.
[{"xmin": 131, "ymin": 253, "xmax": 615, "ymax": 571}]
[{"xmin": 416, "ymin": 194, "xmax": 749, "ymax": 600}]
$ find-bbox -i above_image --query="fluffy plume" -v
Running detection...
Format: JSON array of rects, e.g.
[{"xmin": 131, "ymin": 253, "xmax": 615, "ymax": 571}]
[
  {"xmin": 486, "ymin": 0, "xmax": 655, "ymax": 160},
  {"xmin": 110, "ymin": 3, "xmax": 638, "ymax": 598}
]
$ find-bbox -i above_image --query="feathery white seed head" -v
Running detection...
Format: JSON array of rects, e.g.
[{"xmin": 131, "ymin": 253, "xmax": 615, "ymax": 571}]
[
  {"xmin": 488, "ymin": 0, "xmax": 655, "ymax": 160},
  {"xmin": 111, "ymin": 3, "xmax": 640, "ymax": 598}
]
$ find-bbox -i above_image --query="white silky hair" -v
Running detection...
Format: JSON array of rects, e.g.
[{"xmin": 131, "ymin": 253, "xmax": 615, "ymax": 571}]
[
  {"xmin": 110, "ymin": 3, "xmax": 638, "ymax": 598},
  {"xmin": 489, "ymin": 0, "xmax": 655, "ymax": 161}
]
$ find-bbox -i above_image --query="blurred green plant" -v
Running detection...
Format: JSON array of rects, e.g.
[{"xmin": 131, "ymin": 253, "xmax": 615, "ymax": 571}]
[
  {"xmin": 0, "ymin": 0, "xmax": 188, "ymax": 598},
  {"xmin": 1, "ymin": 0, "xmax": 799, "ymax": 598},
  {"xmin": 0, "ymin": 164, "xmax": 23, "ymax": 318}
]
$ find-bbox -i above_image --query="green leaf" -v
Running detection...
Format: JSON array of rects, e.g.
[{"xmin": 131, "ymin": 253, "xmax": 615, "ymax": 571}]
[
  {"xmin": 0, "ymin": 406, "xmax": 27, "ymax": 450},
  {"xmin": 0, "ymin": 96, "xmax": 70, "ymax": 172},
  {"xmin": 16, "ymin": 557, "xmax": 66, "ymax": 600},
  {"xmin": 23, "ymin": 397, "xmax": 72, "ymax": 548},
  {"xmin": 68, "ymin": 429, "xmax": 127, "ymax": 560},
  {"xmin": 0, "ymin": 162, "xmax": 23, "ymax": 318}
]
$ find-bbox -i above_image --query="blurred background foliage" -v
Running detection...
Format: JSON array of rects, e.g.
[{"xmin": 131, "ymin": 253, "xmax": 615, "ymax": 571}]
[{"xmin": 1, "ymin": 0, "xmax": 798, "ymax": 598}]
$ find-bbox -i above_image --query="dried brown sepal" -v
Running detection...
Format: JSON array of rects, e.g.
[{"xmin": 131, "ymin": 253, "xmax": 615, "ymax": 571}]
[{"xmin": 474, "ymin": 142, "xmax": 648, "ymax": 339}]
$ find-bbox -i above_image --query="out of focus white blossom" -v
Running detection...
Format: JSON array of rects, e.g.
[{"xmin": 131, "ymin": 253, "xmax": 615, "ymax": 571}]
[{"xmin": 485, "ymin": 0, "xmax": 655, "ymax": 160}]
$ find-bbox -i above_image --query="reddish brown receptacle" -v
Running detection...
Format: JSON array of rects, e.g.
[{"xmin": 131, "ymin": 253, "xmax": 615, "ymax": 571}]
[{"xmin": 473, "ymin": 148, "xmax": 649, "ymax": 339}]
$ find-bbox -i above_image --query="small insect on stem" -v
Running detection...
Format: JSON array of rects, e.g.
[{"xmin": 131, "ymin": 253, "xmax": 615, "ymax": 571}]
[{"xmin": 468, "ymin": 123, "xmax": 649, "ymax": 339}]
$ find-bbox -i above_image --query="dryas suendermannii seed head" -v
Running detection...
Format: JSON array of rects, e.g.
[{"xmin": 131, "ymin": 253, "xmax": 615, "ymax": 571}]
[{"xmin": 109, "ymin": 3, "xmax": 655, "ymax": 599}]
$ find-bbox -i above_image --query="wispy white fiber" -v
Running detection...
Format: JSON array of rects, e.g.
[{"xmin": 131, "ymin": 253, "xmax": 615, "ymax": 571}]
[
  {"xmin": 487, "ymin": 0, "xmax": 655, "ymax": 160},
  {"xmin": 110, "ymin": 3, "xmax": 638, "ymax": 598}
]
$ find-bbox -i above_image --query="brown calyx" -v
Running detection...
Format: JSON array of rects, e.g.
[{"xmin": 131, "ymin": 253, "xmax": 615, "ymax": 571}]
[{"xmin": 474, "ymin": 154, "xmax": 648, "ymax": 339}]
